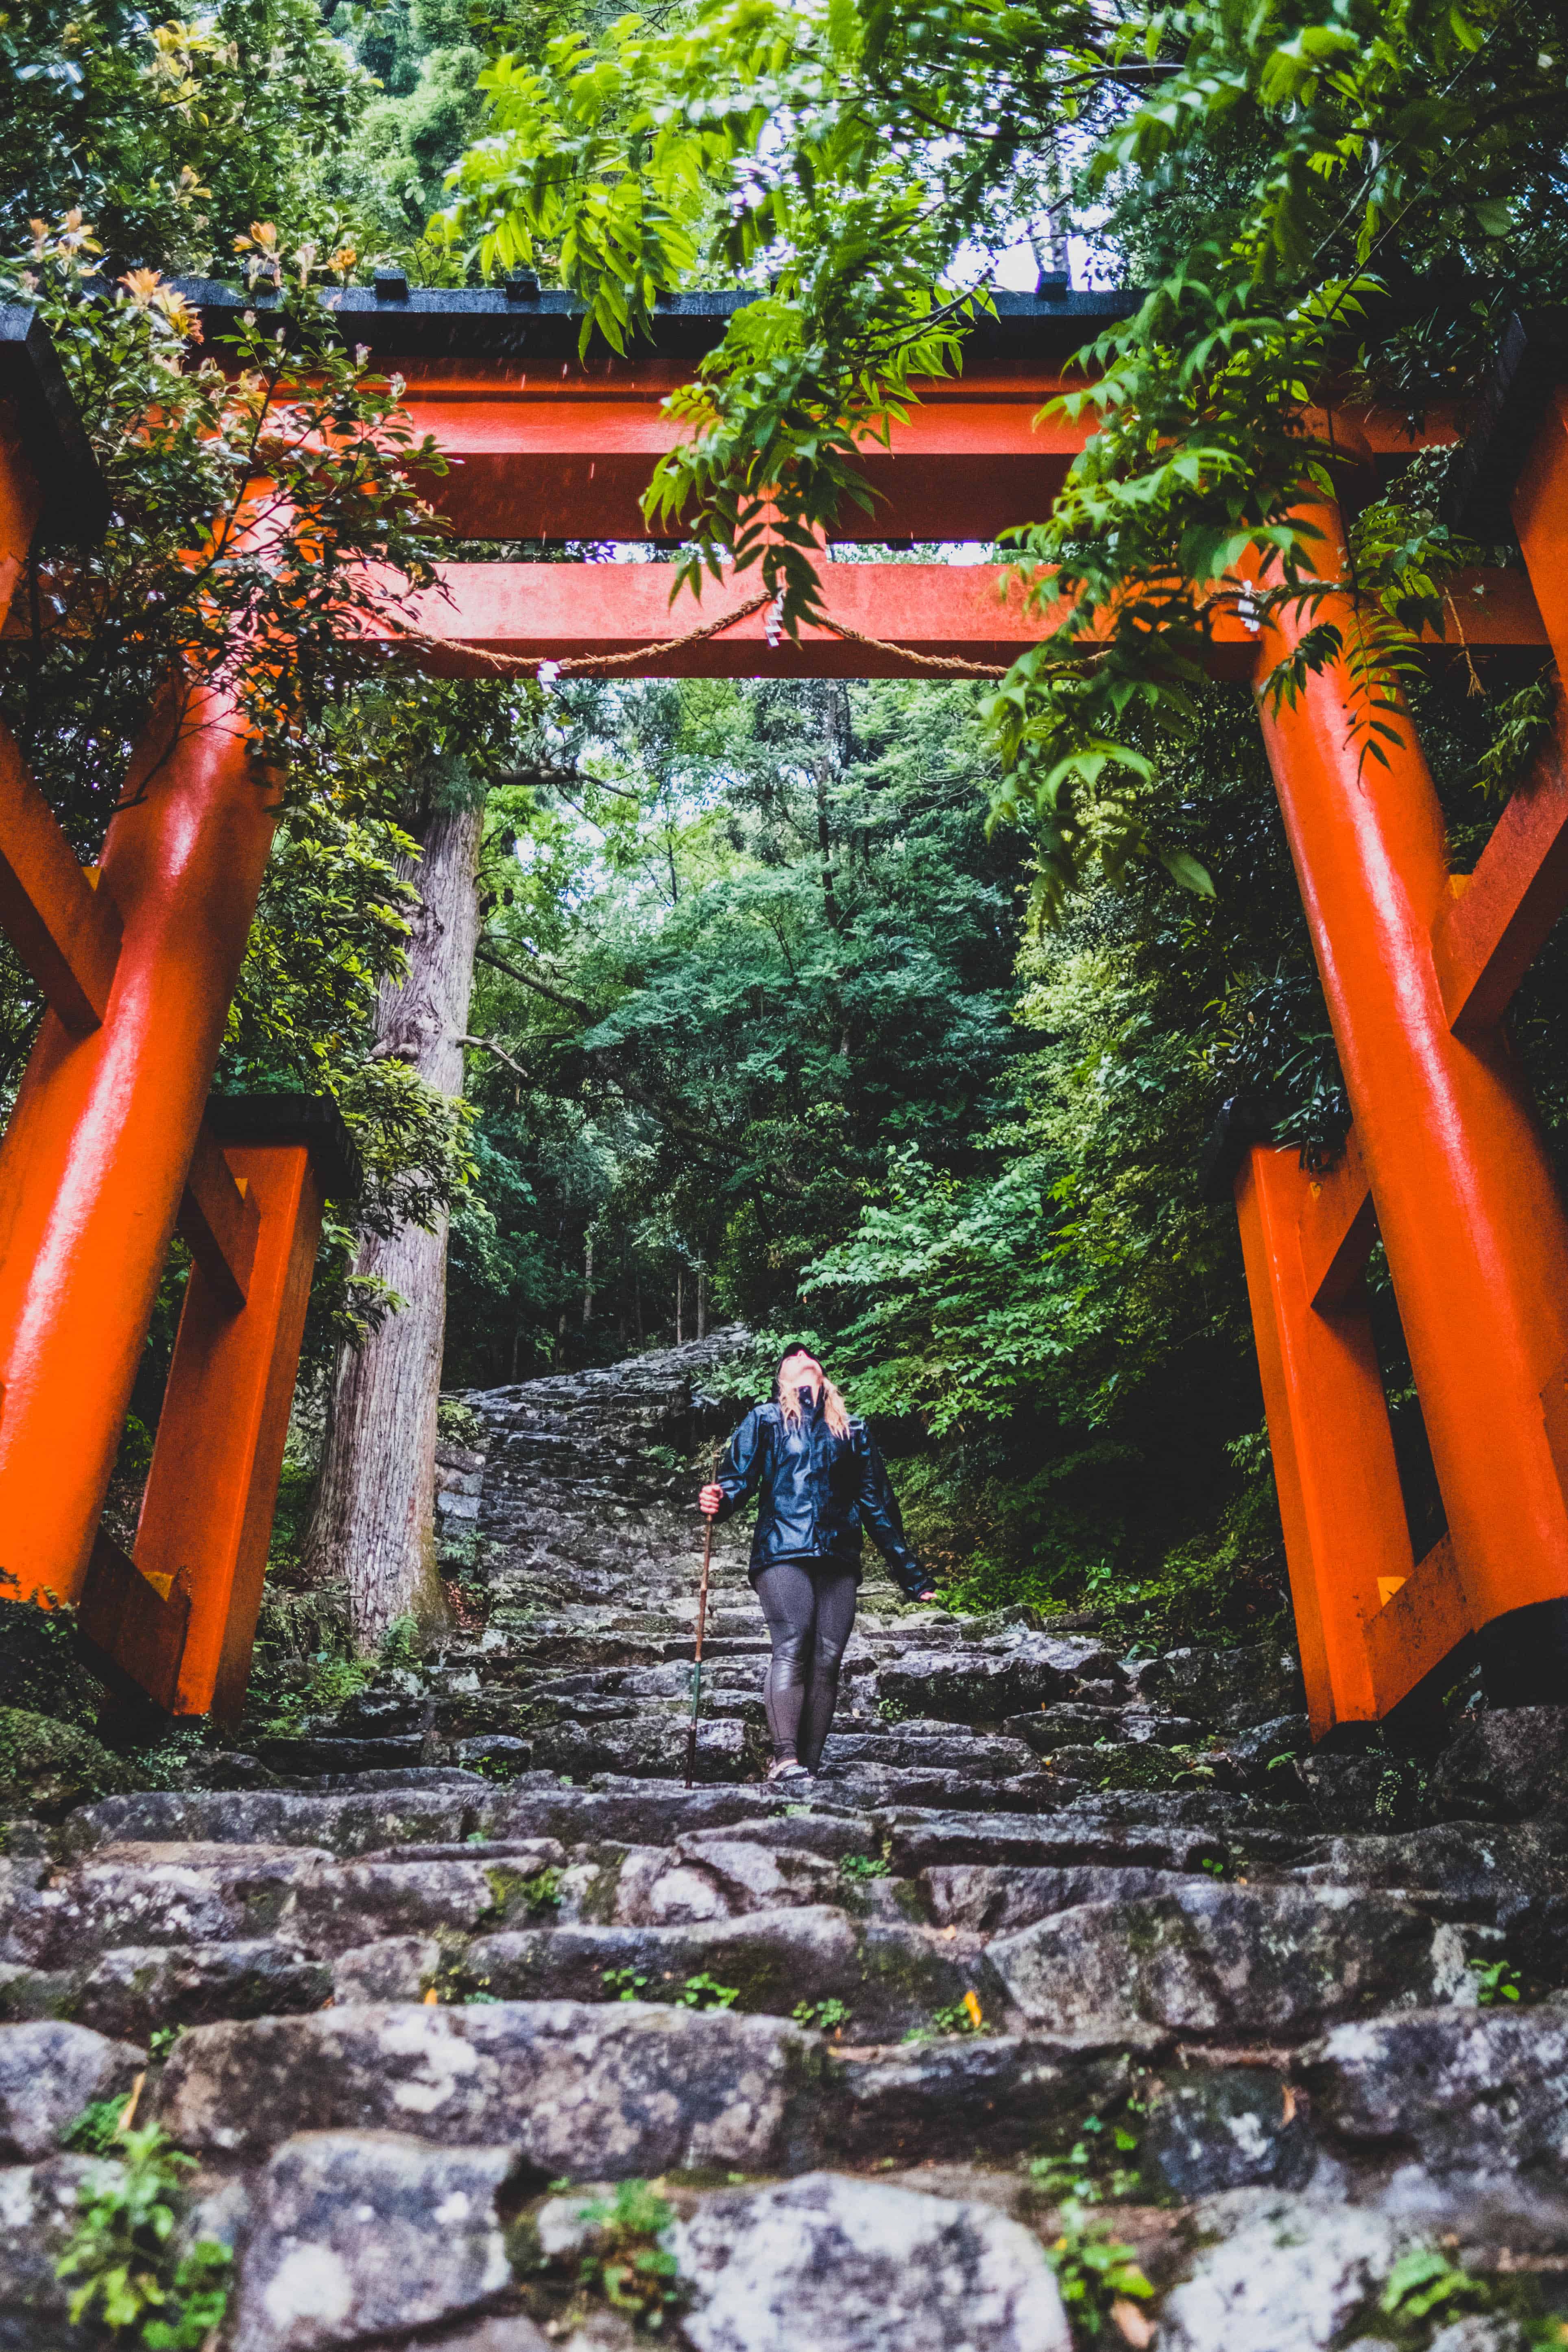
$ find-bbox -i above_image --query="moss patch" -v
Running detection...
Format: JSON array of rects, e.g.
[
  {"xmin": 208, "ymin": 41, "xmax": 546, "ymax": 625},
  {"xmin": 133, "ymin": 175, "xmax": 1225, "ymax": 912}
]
[
  {"xmin": 481, "ymin": 1864, "xmax": 564, "ymax": 1927},
  {"xmin": 0, "ymin": 1707, "xmax": 136, "ymax": 1819},
  {"xmin": 0, "ymin": 1583, "xmax": 105, "ymax": 1725},
  {"xmin": 1073, "ymin": 1745, "xmax": 1215, "ymax": 1794}
]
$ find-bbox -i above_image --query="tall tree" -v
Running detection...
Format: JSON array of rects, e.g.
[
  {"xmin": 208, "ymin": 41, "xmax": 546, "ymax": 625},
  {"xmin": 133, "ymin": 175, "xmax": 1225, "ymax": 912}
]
[{"xmin": 305, "ymin": 795, "xmax": 485, "ymax": 1642}]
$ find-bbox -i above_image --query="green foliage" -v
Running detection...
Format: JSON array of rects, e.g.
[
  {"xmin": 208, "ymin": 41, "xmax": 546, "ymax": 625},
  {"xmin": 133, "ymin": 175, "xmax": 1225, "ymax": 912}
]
[
  {"xmin": 902, "ymin": 1990, "xmax": 988, "ymax": 2043},
  {"xmin": 1380, "ymin": 2249, "xmax": 1489, "ymax": 2327},
  {"xmin": 120, "ymin": 1731, "xmax": 214, "ymax": 1796},
  {"xmin": 1469, "ymin": 1957, "xmax": 1523, "ymax": 2006},
  {"xmin": 1356, "ymin": 2247, "xmax": 1568, "ymax": 2348},
  {"xmin": 569, "ymin": 2179, "xmax": 685, "ymax": 2335},
  {"xmin": 446, "ymin": 676, "xmax": 1024, "ymax": 1385},
  {"xmin": 1477, "ymin": 674, "xmax": 1560, "ymax": 802},
  {"xmin": 602, "ymin": 1966, "xmax": 739, "ymax": 2011},
  {"xmin": 15, "ymin": 0, "xmax": 1568, "ymax": 1706},
  {"xmin": 442, "ymin": 0, "xmax": 1568, "ymax": 905},
  {"xmin": 1027, "ymin": 2112, "xmax": 1144, "ymax": 2208},
  {"xmin": 1044, "ymin": 2209, "xmax": 1155, "ymax": 2344},
  {"xmin": 244, "ymin": 1582, "xmax": 374, "ymax": 1736},
  {"xmin": 379, "ymin": 1615, "xmax": 424, "ymax": 1671},
  {"xmin": 1, "ymin": 242, "xmax": 446, "ymax": 804},
  {"xmin": 56, "ymin": 2118, "xmax": 232, "ymax": 2350},
  {"xmin": 517, "ymin": 1866, "xmax": 565, "ymax": 1911},
  {"xmin": 438, "ymin": 1397, "xmax": 486, "ymax": 1449},
  {"xmin": 677, "ymin": 1971, "xmax": 739, "ymax": 2010},
  {"xmin": 0, "ymin": 179, "xmax": 510, "ymax": 1535},
  {"xmin": 0, "ymin": 0, "xmax": 375, "ymax": 269},
  {"xmin": 1084, "ymin": 1743, "xmax": 1214, "ymax": 1794},
  {"xmin": 792, "ymin": 1996, "xmax": 851, "ymax": 2031},
  {"xmin": 64, "ymin": 2101, "xmax": 136, "ymax": 2158},
  {"xmin": 838, "ymin": 1853, "xmax": 889, "ymax": 1883}
]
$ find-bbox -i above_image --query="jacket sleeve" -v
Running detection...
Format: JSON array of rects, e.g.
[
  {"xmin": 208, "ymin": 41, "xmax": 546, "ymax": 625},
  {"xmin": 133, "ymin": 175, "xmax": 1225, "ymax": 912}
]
[
  {"xmin": 856, "ymin": 1427, "xmax": 926, "ymax": 1594},
  {"xmin": 711, "ymin": 1408, "xmax": 767, "ymax": 1522}
]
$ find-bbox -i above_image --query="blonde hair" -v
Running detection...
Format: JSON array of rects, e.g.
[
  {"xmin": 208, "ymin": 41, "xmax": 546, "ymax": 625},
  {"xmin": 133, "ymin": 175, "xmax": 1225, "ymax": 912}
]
[{"xmin": 778, "ymin": 1355, "xmax": 852, "ymax": 1440}]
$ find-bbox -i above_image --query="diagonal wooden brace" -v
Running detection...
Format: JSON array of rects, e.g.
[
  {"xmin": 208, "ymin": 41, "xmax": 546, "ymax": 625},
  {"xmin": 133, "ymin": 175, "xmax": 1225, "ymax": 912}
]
[
  {"xmin": 0, "ymin": 720, "xmax": 122, "ymax": 1036},
  {"xmin": 1296, "ymin": 1127, "xmax": 1375, "ymax": 1312},
  {"xmin": 177, "ymin": 1122, "xmax": 261, "ymax": 1310},
  {"xmin": 1431, "ymin": 710, "xmax": 1568, "ymax": 1038}
]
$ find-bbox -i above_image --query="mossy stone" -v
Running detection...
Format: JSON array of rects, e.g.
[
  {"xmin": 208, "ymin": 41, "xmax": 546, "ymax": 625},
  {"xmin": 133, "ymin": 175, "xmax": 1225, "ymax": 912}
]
[
  {"xmin": 0, "ymin": 1707, "xmax": 136, "ymax": 1819},
  {"xmin": 0, "ymin": 1592, "xmax": 104, "ymax": 1725}
]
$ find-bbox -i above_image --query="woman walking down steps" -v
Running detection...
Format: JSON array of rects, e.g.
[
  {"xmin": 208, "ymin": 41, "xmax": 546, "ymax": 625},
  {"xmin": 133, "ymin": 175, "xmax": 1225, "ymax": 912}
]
[{"xmin": 700, "ymin": 1342, "xmax": 937, "ymax": 1781}]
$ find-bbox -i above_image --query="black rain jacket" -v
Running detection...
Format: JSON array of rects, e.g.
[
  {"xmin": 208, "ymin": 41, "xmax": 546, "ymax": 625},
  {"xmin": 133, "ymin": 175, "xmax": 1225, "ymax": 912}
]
[{"xmin": 711, "ymin": 1388, "xmax": 925, "ymax": 1593}]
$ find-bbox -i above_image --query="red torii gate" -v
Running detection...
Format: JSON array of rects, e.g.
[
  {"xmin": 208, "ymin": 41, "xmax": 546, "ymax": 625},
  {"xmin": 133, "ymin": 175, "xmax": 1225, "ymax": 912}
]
[{"xmin": 1, "ymin": 282, "xmax": 1567, "ymax": 1735}]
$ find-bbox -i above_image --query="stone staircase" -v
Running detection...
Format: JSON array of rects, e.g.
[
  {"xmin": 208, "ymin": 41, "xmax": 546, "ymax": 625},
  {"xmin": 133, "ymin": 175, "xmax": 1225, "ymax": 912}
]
[{"xmin": 2, "ymin": 1331, "xmax": 1568, "ymax": 2349}]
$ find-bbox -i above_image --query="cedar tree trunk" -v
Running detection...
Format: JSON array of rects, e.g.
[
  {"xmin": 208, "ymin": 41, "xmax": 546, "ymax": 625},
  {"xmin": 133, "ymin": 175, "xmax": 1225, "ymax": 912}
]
[{"xmin": 304, "ymin": 800, "xmax": 483, "ymax": 1647}]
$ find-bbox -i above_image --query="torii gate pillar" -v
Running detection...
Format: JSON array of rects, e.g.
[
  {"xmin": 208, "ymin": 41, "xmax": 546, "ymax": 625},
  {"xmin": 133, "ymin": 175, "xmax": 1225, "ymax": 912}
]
[{"xmin": 1217, "ymin": 488, "xmax": 1568, "ymax": 1733}]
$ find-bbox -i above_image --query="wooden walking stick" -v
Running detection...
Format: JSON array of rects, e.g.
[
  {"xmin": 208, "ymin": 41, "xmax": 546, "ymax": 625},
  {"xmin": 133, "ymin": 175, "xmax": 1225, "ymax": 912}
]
[{"xmin": 684, "ymin": 1444, "xmax": 721, "ymax": 1789}]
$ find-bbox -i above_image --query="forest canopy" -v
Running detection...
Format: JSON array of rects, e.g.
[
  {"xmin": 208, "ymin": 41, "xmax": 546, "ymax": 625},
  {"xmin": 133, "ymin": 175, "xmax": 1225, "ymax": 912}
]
[{"xmin": 2, "ymin": 0, "xmax": 1566, "ymax": 1645}]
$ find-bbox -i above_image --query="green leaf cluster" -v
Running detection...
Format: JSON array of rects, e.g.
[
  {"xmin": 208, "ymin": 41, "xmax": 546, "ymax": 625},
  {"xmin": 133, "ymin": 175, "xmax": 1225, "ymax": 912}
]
[
  {"xmin": 56, "ymin": 2116, "xmax": 232, "ymax": 2350},
  {"xmin": 569, "ymin": 2177, "xmax": 687, "ymax": 2334},
  {"xmin": 441, "ymin": 0, "xmax": 1568, "ymax": 903}
]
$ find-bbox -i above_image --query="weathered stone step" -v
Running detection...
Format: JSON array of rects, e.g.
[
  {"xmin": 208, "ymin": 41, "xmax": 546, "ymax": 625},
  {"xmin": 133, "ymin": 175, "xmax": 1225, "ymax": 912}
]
[
  {"xmin": 807, "ymin": 1767, "xmax": 1054, "ymax": 1813},
  {"xmin": 870, "ymin": 1634, "xmax": 1123, "ymax": 1716},
  {"xmin": 226, "ymin": 2146, "xmax": 1080, "ymax": 2352},
  {"xmin": 62, "ymin": 1779, "xmax": 867, "ymax": 1856},
  {"xmin": 154, "ymin": 2000, "xmax": 831, "ymax": 2175},
  {"xmin": 985, "ymin": 1881, "xmax": 1492, "ymax": 2042},
  {"xmin": 821, "ymin": 1729, "xmax": 1039, "ymax": 1778},
  {"xmin": 73, "ymin": 1937, "xmax": 331, "ymax": 2040},
  {"xmin": 253, "ymin": 1735, "xmax": 432, "ymax": 1776},
  {"xmin": 139, "ymin": 1994, "xmax": 1169, "ymax": 2197},
  {"xmin": 660, "ymin": 1635, "xmax": 772, "ymax": 1660},
  {"xmin": 10, "ymin": 1327, "xmax": 1560, "ymax": 2352},
  {"xmin": 922, "ymin": 1861, "xmax": 1208, "ymax": 1935},
  {"xmin": 1299, "ymin": 2003, "xmax": 1568, "ymax": 2182},
  {"xmin": 462, "ymin": 1905, "xmax": 997, "ymax": 2040},
  {"xmin": 354, "ymin": 1813, "xmax": 880, "ymax": 1872},
  {"xmin": 61, "ymin": 1787, "xmax": 496, "ymax": 1857},
  {"xmin": 1002, "ymin": 1704, "xmax": 1208, "ymax": 1752},
  {"xmin": 879, "ymin": 1807, "xmax": 1236, "ymax": 1877},
  {"xmin": 828, "ymin": 2027, "xmax": 1155, "ymax": 2164}
]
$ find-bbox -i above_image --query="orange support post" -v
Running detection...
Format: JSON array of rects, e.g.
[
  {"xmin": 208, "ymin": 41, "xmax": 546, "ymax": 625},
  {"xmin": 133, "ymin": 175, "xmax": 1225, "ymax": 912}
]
[
  {"xmin": 0, "ymin": 684, "xmax": 277, "ymax": 1604},
  {"xmin": 79, "ymin": 1100, "xmax": 353, "ymax": 1719},
  {"xmin": 1249, "ymin": 509, "xmax": 1568, "ymax": 1717},
  {"xmin": 1233, "ymin": 1145, "xmax": 1406, "ymax": 1735},
  {"xmin": 1201, "ymin": 1106, "xmax": 1403, "ymax": 1734}
]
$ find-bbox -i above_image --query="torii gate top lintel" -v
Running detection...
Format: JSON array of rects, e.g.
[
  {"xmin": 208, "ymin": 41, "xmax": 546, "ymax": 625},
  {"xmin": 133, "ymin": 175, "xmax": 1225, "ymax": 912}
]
[{"xmin": 174, "ymin": 274, "xmax": 1138, "ymax": 382}]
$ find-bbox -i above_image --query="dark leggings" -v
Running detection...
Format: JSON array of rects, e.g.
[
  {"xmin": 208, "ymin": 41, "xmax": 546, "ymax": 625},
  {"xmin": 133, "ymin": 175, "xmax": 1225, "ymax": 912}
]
[{"xmin": 754, "ymin": 1558, "xmax": 858, "ymax": 1769}]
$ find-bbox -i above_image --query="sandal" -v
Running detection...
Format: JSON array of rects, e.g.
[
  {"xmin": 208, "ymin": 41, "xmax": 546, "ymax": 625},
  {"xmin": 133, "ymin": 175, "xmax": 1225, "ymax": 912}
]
[{"xmin": 766, "ymin": 1759, "xmax": 811, "ymax": 1783}]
